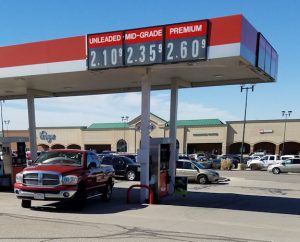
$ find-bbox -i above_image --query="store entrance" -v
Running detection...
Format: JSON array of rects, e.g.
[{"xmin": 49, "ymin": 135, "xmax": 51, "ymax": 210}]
[
  {"xmin": 84, "ymin": 144, "xmax": 111, "ymax": 154},
  {"xmin": 187, "ymin": 143, "xmax": 222, "ymax": 155}
]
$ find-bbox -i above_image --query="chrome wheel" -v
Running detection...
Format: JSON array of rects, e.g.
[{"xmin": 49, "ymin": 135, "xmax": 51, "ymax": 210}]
[
  {"xmin": 272, "ymin": 168, "xmax": 280, "ymax": 174},
  {"xmin": 126, "ymin": 171, "xmax": 136, "ymax": 181},
  {"xmin": 102, "ymin": 183, "xmax": 112, "ymax": 201},
  {"xmin": 197, "ymin": 175, "xmax": 208, "ymax": 184}
]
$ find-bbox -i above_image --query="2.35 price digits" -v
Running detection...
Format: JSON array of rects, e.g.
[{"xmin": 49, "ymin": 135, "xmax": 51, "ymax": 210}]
[
  {"xmin": 165, "ymin": 38, "xmax": 206, "ymax": 62},
  {"xmin": 89, "ymin": 47, "xmax": 123, "ymax": 69},
  {"xmin": 126, "ymin": 43, "xmax": 162, "ymax": 65}
]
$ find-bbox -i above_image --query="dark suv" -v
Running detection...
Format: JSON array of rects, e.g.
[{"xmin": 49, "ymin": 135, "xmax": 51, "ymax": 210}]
[{"xmin": 101, "ymin": 155, "xmax": 140, "ymax": 181}]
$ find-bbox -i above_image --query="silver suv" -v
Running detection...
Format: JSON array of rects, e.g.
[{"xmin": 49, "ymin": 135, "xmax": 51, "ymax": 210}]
[
  {"xmin": 176, "ymin": 159, "xmax": 219, "ymax": 184},
  {"xmin": 267, "ymin": 158, "xmax": 300, "ymax": 174}
]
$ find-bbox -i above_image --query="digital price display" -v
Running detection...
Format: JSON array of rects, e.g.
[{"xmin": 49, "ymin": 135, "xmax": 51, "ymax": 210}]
[
  {"xmin": 256, "ymin": 33, "xmax": 278, "ymax": 80},
  {"xmin": 87, "ymin": 20, "xmax": 209, "ymax": 70},
  {"xmin": 124, "ymin": 26, "xmax": 163, "ymax": 66},
  {"xmin": 87, "ymin": 31, "xmax": 123, "ymax": 69},
  {"xmin": 164, "ymin": 20, "xmax": 208, "ymax": 63}
]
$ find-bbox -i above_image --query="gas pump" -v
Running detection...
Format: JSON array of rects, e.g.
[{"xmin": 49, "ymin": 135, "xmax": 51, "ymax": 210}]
[
  {"xmin": 0, "ymin": 137, "xmax": 28, "ymax": 188},
  {"xmin": 149, "ymin": 138, "xmax": 171, "ymax": 202},
  {"xmin": 0, "ymin": 158, "xmax": 3, "ymax": 176},
  {"xmin": 2, "ymin": 142, "xmax": 12, "ymax": 176},
  {"xmin": 0, "ymin": 150, "xmax": 3, "ymax": 176},
  {"xmin": 0, "ymin": 142, "xmax": 12, "ymax": 188}
]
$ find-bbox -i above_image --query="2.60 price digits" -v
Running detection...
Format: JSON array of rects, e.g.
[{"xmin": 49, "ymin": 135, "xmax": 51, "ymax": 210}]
[
  {"xmin": 90, "ymin": 47, "xmax": 123, "ymax": 68},
  {"xmin": 166, "ymin": 39, "xmax": 206, "ymax": 61},
  {"xmin": 126, "ymin": 43, "xmax": 162, "ymax": 65}
]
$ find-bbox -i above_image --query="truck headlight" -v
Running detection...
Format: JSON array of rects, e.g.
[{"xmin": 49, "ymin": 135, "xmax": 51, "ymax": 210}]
[
  {"xmin": 15, "ymin": 173, "xmax": 23, "ymax": 184},
  {"xmin": 62, "ymin": 175, "xmax": 78, "ymax": 185}
]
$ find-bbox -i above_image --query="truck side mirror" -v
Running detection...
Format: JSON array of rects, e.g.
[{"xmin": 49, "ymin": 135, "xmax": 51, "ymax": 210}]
[{"xmin": 88, "ymin": 162, "xmax": 96, "ymax": 169}]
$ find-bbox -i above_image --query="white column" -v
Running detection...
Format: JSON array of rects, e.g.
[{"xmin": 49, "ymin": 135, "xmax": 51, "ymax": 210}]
[
  {"xmin": 139, "ymin": 74, "xmax": 151, "ymax": 202},
  {"xmin": 169, "ymin": 80, "xmax": 178, "ymax": 195},
  {"xmin": 27, "ymin": 91, "xmax": 38, "ymax": 162}
]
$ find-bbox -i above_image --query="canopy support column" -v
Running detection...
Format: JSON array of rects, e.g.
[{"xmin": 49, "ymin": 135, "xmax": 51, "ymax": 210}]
[
  {"xmin": 139, "ymin": 70, "xmax": 151, "ymax": 203},
  {"xmin": 169, "ymin": 80, "xmax": 178, "ymax": 195},
  {"xmin": 27, "ymin": 91, "xmax": 37, "ymax": 162}
]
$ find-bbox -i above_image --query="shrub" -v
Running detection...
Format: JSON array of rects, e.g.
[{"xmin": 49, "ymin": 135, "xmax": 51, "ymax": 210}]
[
  {"xmin": 250, "ymin": 163, "xmax": 260, "ymax": 170},
  {"xmin": 221, "ymin": 158, "xmax": 232, "ymax": 170}
]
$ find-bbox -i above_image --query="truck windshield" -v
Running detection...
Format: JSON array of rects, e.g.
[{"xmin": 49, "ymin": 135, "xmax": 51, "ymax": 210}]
[{"xmin": 35, "ymin": 151, "xmax": 83, "ymax": 167}]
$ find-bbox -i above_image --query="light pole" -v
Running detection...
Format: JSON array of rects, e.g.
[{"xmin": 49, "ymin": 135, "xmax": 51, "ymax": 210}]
[
  {"xmin": 4, "ymin": 120, "xmax": 10, "ymax": 137},
  {"xmin": 0, "ymin": 101, "xmax": 4, "ymax": 138},
  {"xmin": 240, "ymin": 85, "xmax": 254, "ymax": 166},
  {"xmin": 281, "ymin": 111, "xmax": 292, "ymax": 155},
  {"xmin": 121, "ymin": 116, "xmax": 129, "ymax": 152}
]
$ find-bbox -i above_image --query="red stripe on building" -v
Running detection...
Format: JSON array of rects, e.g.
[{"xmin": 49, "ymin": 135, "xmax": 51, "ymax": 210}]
[
  {"xmin": 0, "ymin": 36, "xmax": 86, "ymax": 68},
  {"xmin": 209, "ymin": 15, "xmax": 242, "ymax": 46}
]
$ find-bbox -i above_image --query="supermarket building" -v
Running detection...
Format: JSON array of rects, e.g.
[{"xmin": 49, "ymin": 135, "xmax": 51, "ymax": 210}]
[{"xmin": 6, "ymin": 114, "xmax": 300, "ymax": 156}]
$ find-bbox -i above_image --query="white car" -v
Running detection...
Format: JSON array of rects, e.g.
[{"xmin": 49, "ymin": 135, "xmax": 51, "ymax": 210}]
[
  {"xmin": 280, "ymin": 155, "xmax": 300, "ymax": 160},
  {"xmin": 247, "ymin": 155, "xmax": 281, "ymax": 170}
]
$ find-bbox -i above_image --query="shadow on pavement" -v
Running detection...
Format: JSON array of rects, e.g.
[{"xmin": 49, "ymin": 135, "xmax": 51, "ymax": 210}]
[
  {"xmin": 162, "ymin": 191, "xmax": 300, "ymax": 215},
  {"xmin": 30, "ymin": 187, "xmax": 147, "ymax": 214},
  {"xmin": 25, "ymin": 181, "xmax": 300, "ymax": 216}
]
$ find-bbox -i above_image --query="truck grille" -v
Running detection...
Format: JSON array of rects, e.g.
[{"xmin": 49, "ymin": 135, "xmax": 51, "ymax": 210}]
[{"xmin": 23, "ymin": 172, "xmax": 60, "ymax": 186}]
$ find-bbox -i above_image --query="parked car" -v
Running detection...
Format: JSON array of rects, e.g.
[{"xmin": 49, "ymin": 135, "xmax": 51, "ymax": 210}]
[
  {"xmin": 101, "ymin": 155, "xmax": 140, "ymax": 181},
  {"xmin": 280, "ymin": 155, "xmax": 300, "ymax": 160},
  {"xmin": 118, "ymin": 153, "xmax": 137, "ymax": 163},
  {"xmin": 14, "ymin": 149, "xmax": 115, "ymax": 209},
  {"xmin": 268, "ymin": 158, "xmax": 300, "ymax": 174},
  {"xmin": 197, "ymin": 159, "xmax": 213, "ymax": 169},
  {"xmin": 244, "ymin": 155, "xmax": 261, "ymax": 163},
  {"xmin": 176, "ymin": 159, "xmax": 220, "ymax": 184},
  {"xmin": 197, "ymin": 153, "xmax": 207, "ymax": 161},
  {"xmin": 247, "ymin": 155, "xmax": 281, "ymax": 170},
  {"xmin": 210, "ymin": 159, "xmax": 222, "ymax": 169},
  {"xmin": 178, "ymin": 154, "xmax": 190, "ymax": 160}
]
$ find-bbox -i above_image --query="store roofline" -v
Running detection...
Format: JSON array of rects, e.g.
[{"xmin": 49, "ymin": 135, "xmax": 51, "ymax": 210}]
[
  {"xmin": 227, "ymin": 119, "xmax": 300, "ymax": 124},
  {"xmin": 36, "ymin": 126, "xmax": 87, "ymax": 129}
]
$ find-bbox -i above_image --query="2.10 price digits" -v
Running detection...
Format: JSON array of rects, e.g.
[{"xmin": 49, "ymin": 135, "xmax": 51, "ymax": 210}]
[{"xmin": 89, "ymin": 47, "xmax": 123, "ymax": 69}]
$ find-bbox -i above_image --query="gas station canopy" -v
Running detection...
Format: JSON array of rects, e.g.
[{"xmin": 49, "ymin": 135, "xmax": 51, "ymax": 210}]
[
  {"xmin": 0, "ymin": 14, "xmax": 278, "ymax": 100},
  {"xmin": 0, "ymin": 14, "xmax": 278, "ymax": 201}
]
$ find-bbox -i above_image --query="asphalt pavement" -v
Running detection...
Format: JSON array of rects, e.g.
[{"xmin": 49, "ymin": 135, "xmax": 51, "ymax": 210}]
[{"xmin": 0, "ymin": 170, "xmax": 300, "ymax": 242}]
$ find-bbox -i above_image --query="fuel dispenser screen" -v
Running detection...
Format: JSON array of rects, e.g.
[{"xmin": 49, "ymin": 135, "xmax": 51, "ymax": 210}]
[{"xmin": 160, "ymin": 144, "xmax": 170, "ymax": 170}]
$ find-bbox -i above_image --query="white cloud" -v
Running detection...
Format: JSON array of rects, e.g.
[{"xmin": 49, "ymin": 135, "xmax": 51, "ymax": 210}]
[{"xmin": 2, "ymin": 91, "xmax": 237, "ymax": 130}]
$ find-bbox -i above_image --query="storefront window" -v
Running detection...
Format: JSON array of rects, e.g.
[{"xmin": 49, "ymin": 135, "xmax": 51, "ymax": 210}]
[{"xmin": 117, "ymin": 139, "xmax": 127, "ymax": 152}]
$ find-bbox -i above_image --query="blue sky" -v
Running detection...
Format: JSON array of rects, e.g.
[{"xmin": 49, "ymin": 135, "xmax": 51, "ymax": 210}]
[{"xmin": 0, "ymin": 0, "xmax": 299, "ymax": 129}]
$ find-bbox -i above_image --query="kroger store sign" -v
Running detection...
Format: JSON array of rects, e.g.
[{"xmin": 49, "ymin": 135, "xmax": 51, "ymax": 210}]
[{"xmin": 39, "ymin": 131, "xmax": 56, "ymax": 143}]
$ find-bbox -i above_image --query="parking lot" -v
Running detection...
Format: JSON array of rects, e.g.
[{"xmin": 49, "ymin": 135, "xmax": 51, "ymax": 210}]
[{"xmin": 0, "ymin": 170, "xmax": 300, "ymax": 242}]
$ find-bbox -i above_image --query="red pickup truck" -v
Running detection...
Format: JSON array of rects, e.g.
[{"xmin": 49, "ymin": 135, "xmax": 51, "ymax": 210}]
[{"xmin": 14, "ymin": 149, "xmax": 115, "ymax": 209}]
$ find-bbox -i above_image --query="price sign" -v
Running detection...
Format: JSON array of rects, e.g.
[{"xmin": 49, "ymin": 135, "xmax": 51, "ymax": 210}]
[
  {"xmin": 165, "ymin": 20, "xmax": 208, "ymax": 63},
  {"xmin": 124, "ymin": 26, "xmax": 163, "ymax": 66},
  {"xmin": 87, "ymin": 31, "xmax": 123, "ymax": 69}
]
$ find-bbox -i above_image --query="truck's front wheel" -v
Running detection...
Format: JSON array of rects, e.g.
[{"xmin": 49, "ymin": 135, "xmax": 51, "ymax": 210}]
[
  {"xmin": 21, "ymin": 199, "xmax": 31, "ymax": 208},
  {"xmin": 72, "ymin": 185, "xmax": 87, "ymax": 210},
  {"xmin": 101, "ymin": 182, "xmax": 113, "ymax": 202}
]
